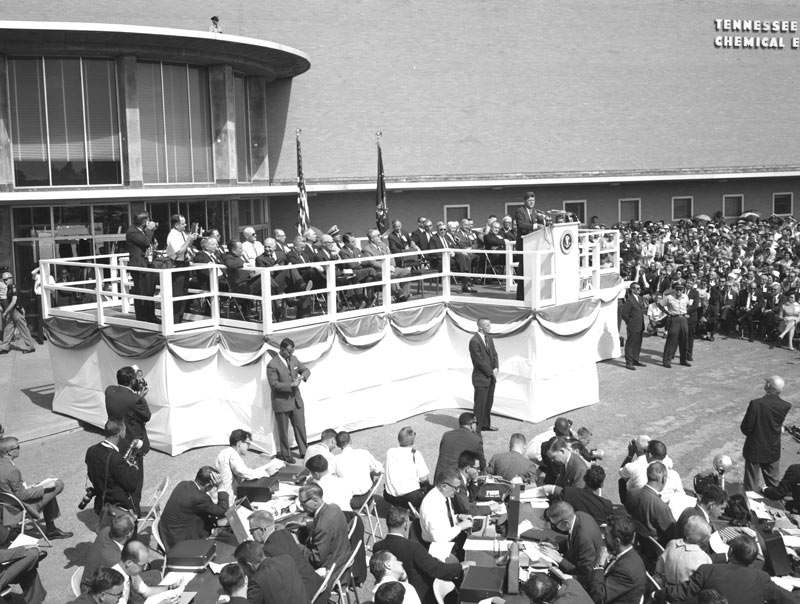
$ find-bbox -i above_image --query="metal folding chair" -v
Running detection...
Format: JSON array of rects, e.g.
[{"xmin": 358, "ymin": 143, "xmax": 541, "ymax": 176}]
[
  {"xmin": 331, "ymin": 540, "xmax": 363, "ymax": 604},
  {"xmin": 355, "ymin": 473, "xmax": 384, "ymax": 550},
  {"xmin": 138, "ymin": 475, "xmax": 170, "ymax": 533},
  {"xmin": 0, "ymin": 492, "xmax": 51, "ymax": 547},
  {"xmin": 311, "ymin": 562, "xmax": 337, "ymax": 604}
]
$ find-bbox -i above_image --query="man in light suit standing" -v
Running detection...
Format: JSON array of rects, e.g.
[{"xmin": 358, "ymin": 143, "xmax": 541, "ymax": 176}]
[
  {"xmin": 469, "ymin": 318, "xmax": 499, "ymax": 432},
  {"xmin": 267, "ymin": 338, "xmax": 310, "ymax": 464}
]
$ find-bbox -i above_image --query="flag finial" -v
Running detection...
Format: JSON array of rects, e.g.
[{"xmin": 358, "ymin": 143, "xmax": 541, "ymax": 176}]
[
  {"xmin": 295, "ymin": 128, "xmax": 302, "ymax": 137},
  {"xmin": 375, "ymin": 131, "xmax": 382, "ymax": 141}
]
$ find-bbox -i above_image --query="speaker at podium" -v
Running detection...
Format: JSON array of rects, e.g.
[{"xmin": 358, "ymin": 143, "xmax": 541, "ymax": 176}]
[{"xmin": 521, "ymin": 221, "xmax": 580, "ymax": 309}]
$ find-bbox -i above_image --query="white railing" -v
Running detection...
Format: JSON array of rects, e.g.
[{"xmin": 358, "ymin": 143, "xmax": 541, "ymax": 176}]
[{"xmin": 40, "ymin": 230, "xmax": 618, "ymax": 336}]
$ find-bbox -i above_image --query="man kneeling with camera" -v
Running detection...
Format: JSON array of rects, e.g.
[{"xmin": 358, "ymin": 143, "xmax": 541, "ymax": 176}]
[{"xmin": 84, "ymin": 419, "xmax": 141, "ymax": 531}]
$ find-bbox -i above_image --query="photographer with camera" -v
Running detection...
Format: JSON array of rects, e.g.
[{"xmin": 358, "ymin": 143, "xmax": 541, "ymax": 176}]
[
  {"xmin": 105, "ymin": 365, "xmax": 151, "ymax": 510},
  {"xmin": 84, "ymin": 419, "xmax": 140, "ymax": 530}
]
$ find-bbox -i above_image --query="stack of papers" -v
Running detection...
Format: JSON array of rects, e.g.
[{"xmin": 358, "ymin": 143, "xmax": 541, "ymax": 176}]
[{"xmin": 520, "ymin": 486, "xmax": 548, "ymax": 501}]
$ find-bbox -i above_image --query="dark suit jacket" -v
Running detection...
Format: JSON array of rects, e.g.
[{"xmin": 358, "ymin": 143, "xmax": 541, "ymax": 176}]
[
  {"xmin": 0, "ymin": 458, "xmax": 46, "ymax": 525},
  {"xmin": 560, "ymin": 511, "xmax": 604, "ymax": 586},
  {"xmin": 84, "ymin": 442, "xmax": 139, "ymax": 514},
  {"xmin": 373, "ymin": 533, "xmax": 462, "ymax": 604},
  {"xmin": 159, "ymin": 480, "xmax": 229, "ymax": 551},
  {"xmin": 264, "ymin": 528, "xmax": 323, "ymax": 600},
  {"xmin": 487, "ymin": 450, "xmax": 538, "ymax": 483},
  {"xmin": 741, "ymin": 393, "xmax": 792, "ymax": 463},
  {"xmin": 434, "ymin": 428, "xmax": 485, "ymax": 481},
  {"xmin": 514, "ymin": 206, "xmax": 545, "ymax": 249},
  {"xmin": 266, "ymin": 352, "xmax": 310, "ymax": 413},
  {"xmin": 559, "ymin": 486, "xmax": 613, "ymax": 526},
  {"xmin": 221, "ymin": 251, "xmax": 251, "ymax": 292},
  {"xmin": 469, "ymin": 333, "xmax": 499, "ymax": 389},
  {"xmin": 125, "ymin": 225, "xmax": 154, "ymax": 268},
  {"xmin": 410, "ymin": 229, "xmax": 432, "ymax": 251},
  {"xmin": 624, "ymin": 485, "xmax": 675, "ymax": 546},
  {"xmin": 662, "ymin": 562, "xmax": 793, "ymax": 604},
  {"xmin": 764, "ymin": 463, "xmax": 800, "ymax": 500},
  {"xmin": 302, "ymin": 502, "xmax": 351, "ymax": 572},
  {"xmin": 104, "ymin": 385, "xmax": 151, "ymax": 455},
  {"xmin": 81, "ymin": 526, "xmax": 123, "ymax": 592},
  {"xmin": 553, "ymin": 451, "xmax": 587, "ymax": 490},
  {"xmin": 452, "ymin": 473, "xmax": 492, "ymax": 517},
  {"xmin": 620, "ymin": 291, "xmax": 646, "ymax": 334},
  {"xmin": 248, "ymin": 553, "xmax": 309, "ymax": 604},
  {"xmin": 589, "ymin": 547, "xmax": 646, "ymax": 604},
  {"xmin": 388, "ymin": 230, "xmax": 414, "ymax": 255},
  {"xmin": 674, "ymin": 505, "xmax": 708, "ymax": 542},
  {"xmin": 736, "ymin": 289, "xmax": 764, "ymax": 313}
]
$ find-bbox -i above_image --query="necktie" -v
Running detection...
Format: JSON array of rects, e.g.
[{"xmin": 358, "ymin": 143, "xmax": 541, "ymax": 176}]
[
  {"xmin": 286, "ymin": 357, "xmax": 294, "ymax": 379},
  {"xmin": 445, "ymin": 498, "xmax": 454, "ymax": 526}
]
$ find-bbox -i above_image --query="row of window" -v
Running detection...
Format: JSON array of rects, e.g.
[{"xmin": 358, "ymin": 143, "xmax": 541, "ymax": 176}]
[
  {"xmin": 442, "ymin": 193, "xmax": 794, "ymax": 226},
  {"xmin": 6, "ymin": 57, "xmax": 253, "ymax": 188}
]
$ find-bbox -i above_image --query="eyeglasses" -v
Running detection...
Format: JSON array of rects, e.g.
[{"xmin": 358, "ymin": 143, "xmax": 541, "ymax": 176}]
[
  {"xmin": 249, "ymin": 526, "xmax": 264, "ymax": 536},
  {"xmin": 8, "ymin": 446, "xmax": 19, "ymax": 451},
  {"xmin": 445, "ymin": 482, "xmax": 461, "ymax": 489},
  {"xmin": 298, "ymin": 497, "xmax": 313, "ymax": 504},
  {"xmin": 101, "ymin": 589, "xmax": 124, "ymax": 600}
]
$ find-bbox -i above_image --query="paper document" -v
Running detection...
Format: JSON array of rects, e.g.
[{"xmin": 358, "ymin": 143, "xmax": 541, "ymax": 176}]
[
  {"xmin": 528, "ymin": 499, "xmax": 550, "ymax": 509},
  {"xmin": 9, "ymin": 533, "xmax": 39, "ymax": 548},
  {"xmin": 464, "ymin": 539, "xmax": 509, "ymax": 552},
  {"xmin": 428, "ymin": 541, "xmax": 454, "ymax": 562},
  {"xmin": 517, "ymin": 519, "xmax": 535, "ymax": 535},
  {"xmin": 208, "ymin": 561, "xmax": 227, "ymax": 574},
  {"xmin": 520, "ymin": 486, "xmax": 548, "ymax": 500}
]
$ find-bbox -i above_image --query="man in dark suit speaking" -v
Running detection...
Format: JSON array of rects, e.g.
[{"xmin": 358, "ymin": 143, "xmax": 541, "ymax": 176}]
[
  {"xmin": 469, "ymin": 318, "xmax": 499, "ymax": 432},
  {"xmin": 740, "ymin": 375, "xmax": 791, "ymax": 492},
  {"xmin": 267, "ymin": 338, "xmax": 311, "ymax": 464}
]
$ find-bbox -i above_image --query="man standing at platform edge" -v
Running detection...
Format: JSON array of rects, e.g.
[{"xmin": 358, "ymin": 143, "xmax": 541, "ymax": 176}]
[
  {"xmin": 740, "ymin": 375, "xmax": 791, "ymax": 492},
  {"xmin": 621, "ymin": 283, "xmax": 647, "ymax": 370},
  {"xmin": 469, "ymin": 318, "xmax": 499, "ymax": 431},
  {"xmin": 267, "ymin": 338, "xmax": 310, "ymax": 464}
]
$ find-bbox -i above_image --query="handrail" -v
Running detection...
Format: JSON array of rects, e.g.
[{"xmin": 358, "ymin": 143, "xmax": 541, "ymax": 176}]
[{"xmin": 40, "ymin": 229, "xmax": 619, "ymax": 336}]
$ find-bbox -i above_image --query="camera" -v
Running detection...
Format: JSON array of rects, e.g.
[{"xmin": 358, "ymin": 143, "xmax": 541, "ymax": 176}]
[
  {"xmin": 78, "ymin": 486, "xmax": 95, "ymax": 510},
  {"xmin": 131, "ymin": 365, "xmax": 148, "ymax": 395}
]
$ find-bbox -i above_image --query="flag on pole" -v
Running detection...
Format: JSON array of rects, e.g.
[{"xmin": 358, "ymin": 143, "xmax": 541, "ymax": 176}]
[
  {"xmin": 295, "ymin": 129, "xmax": 310, "ymax": 234},
  {"xmin": 375, "ymin": 133, "xmax": 388, "ymax": 233}
]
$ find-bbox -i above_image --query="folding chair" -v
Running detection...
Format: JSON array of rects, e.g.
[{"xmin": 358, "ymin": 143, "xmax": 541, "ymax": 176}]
[
  {"xmin": 0, "ymin": 492, "xmax": 51, "ymax": 547},
  {"xmin": 151, "ymin": 513, "xmax": 167, "ymax": 560},
  {"xmin": 407, "ymin": 501, "xmax": 420, "ymax": 519},
  {"xmin": 70, "ymin": 566, "xmax": 84, "ymax": 597},
  {"xmin": 219, "ymin": 272, "xmax": 247, "ymax": 321},
  {"xmin": 331, "ymin": 540, "xmax": 363, "ymax": 604},
  {"xmin": 355, "ymin": 473, "xmax": 384, "ymax": 550},
  {"xmin": 311, "ymin": 562, "xmax": 336, "ymax": 604},
  {"xmin": 433, "ymin": 578, "xmax": 456, "ymax": 604},
  {"xmin": 138, "ymin": 475, "xmax": 170, "ymax": 533}
]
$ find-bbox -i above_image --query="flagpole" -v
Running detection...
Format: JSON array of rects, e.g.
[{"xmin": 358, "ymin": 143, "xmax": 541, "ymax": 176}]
[
  {"xmin": 296, "ymin": 128, "xmax": 310, "ymax": 235},
  {"xmin": 375, "ymin": 131, "xmax": 389, "ymax": 234}
]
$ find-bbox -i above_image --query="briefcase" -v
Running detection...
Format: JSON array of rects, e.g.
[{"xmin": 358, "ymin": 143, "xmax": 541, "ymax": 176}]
[
  {"xmin": 459, "ymin": 565, "xmax": 505, "ymax": 602},
  {"xmin": 165, "ymin": 540, "xmax": 216, "ymax": 572},
  {"xmin": 274, "ymin": 464, "xmax": 310, "ymax": 485},
  {"xmin": 476, "ymin": 482, "xmax": 512, "ymax": 502},
  {"xmin": 237, "ymin": 476, "xmax": 279, "ymax": 502}
]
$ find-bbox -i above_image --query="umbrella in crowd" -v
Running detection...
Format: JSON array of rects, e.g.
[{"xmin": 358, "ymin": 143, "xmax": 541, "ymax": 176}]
[
  {"xmin": 740, "ymin": 210, "xmax": 761, "ymax": 220},
  {"xmin": 694, "ymin": 214, "xmax": 711, "ymax": 222}
]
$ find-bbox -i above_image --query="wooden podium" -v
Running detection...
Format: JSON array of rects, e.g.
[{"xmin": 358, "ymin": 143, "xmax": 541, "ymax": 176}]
[{"xmin": 521, "ymin": 222, "xmax": 580, "ymax": 309}]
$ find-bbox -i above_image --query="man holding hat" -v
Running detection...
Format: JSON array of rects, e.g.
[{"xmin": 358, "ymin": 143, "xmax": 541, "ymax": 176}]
[{"xmin": 659, "ymin": 281, "xmax": 691, "ymax": 369}]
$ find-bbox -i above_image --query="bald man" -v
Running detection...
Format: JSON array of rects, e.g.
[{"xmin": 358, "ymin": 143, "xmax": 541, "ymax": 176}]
[{"xmin": 741, "ymin": 375, "xmax": 792, "ymax": 492}]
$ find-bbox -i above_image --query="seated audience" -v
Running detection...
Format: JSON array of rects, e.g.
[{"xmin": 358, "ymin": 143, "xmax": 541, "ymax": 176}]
[
  {"xmin": 384, "ymin": 427, "xmax": 431, "ymax": 510},
  {"xmin": 81, "ymin": 513, "xmax": 136, "ymax": 594},
  {"xmin": 433, "ymin": 412, "xmax": 485, "ymax": 481},
  {"xmin": 306, "ymin": 454, "xmax": 353, "ymax": 511},
  {"xmin": 370, "ymin": 550, "xmax": 422, "ymax": 604},
  {"xmin": 362, "ymin": 228, "xmax": 412, "ymax": 301},
  {"xmin": 373, "ymin": 506, "xmax": 465, "ymax": 604},
  {"xmin": 217, "ymin": 562, "xmax": 249, "ymax": 604},
  {"xmin": 589, "ymin": 514, "xmax": 647, "ymax": 604},
  {"xmin": 234, "ymin": 540, "xmax": 307, "ymax": 604},
  {"xmin": 541, "ymin": 500, "xmax": 604, "ymax": 588},
  {"xmin": 70, "ymin": 567, "xmax": 124, "ymax": 604},
  {"xmin": 248, "ymin": 509, "xmax": 323, "ymax": 602},
  {"xmin": 521, "ymin": 573, "xmax": 593, "ymax": 604},
  {"xmin": 112, "ymin": 541, "xmax": 177, "ymax": 604},
  {"xmin": 296, "ymin": 483, "xmax": 352, "ymax": 573},
  {"xmin": 453, "ymin": 451, "xmax": 498, "ymax": 517},
  {"xmin": 654, "ymin": 515, "xmax": 712, "ymax": 588},
  {"xmin": 0, "ymin": 436, "xmax": 72, "ymax": 539},
  {"xmin": 215, "ymin": 429, "xmax": 272, "ymax": 501},
  {"xmin": 675, "ymin": 484, "xmax": 726, "ymax": 539},
  {"xmin": 624, "ymin": 461, "xmax": 676, "ymax": 547},
  {"xmin": 619, "ymin": 438, "xmax": 684, "ymax": 501},
  {"xmin": 546, "ymin": 437, "xmax": 587, "ymax": 489},
  {"xmin": 334, "ymin": 430, "xmax": 384, "ymax": 510},
  {"xmin": 305, "ymin": 428, "xmax": 338, "ymax": 473},
  {"xmin": 486, "ymin": 433, "xmax": 538, "ymax": 483},
  {"xmin": 656, "ymin": 534, "xmax": 793, "ymax": 604},
  {"xmin": 544, "ymin": 465, "xmax": 613, "ymax": 525},
  {"xmin": 159, "ymin": 466, "xmax": 229, "ymax": 551},
  {"xmin": 419, "ymin": 469, "xmax": 473, "ymax": 544}
]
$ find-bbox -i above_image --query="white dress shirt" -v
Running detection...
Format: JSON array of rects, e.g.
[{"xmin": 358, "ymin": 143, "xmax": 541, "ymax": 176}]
[
  {"xmin": 215, "ymin": 446, "xmax": 265, "ymax": 501},
  {"xmin": 305, "ymin": 443, "xmax": 338, "ymax": 475},
  {"xmin": 335, "ymin": 446, "xmax": 384, "ymax": 496},
  {"xmin": 385, "ymin": 446, "xmax": 429, "ymax": 497},
  {"xmin": 166, "ymin": 228, "xmax": 190, "ymax": 262},
  {"xmin": 419, "ymin": 487, "xmax": 461, "ymax": 543},
  {"xmin": 620, "ymin": 455, "xmax": 684, "ymax": 501},
  {"xmin": 242, "ymin": 240, "xmax": 265, "ymax": 264},
  {"xmin": 316, "ymin": 473, "xmax": 354, "ymax": 511}
]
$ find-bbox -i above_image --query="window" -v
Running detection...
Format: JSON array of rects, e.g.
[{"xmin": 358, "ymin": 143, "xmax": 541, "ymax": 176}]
[
  {"xmin": 504, "ymin": 202, "xmax": 523, "ymax": 218},
  {"xmin": 7, "ymin": 57, "xmax": 122, "ymax": 187},
  {"xmin": 138, "ymin": 62, "xmax": 213, "ymax": 184},
  {"xmin": 774, "ymin": 193, "xmax": 793, "ymax": 215},
  {"xmin": 672, "ymin": 196, "xmax": 693, "ymax": 221},
  {"xmin": 564, "ymin": 200, "xmax": 587, "ymax": 225},
  {"xmin": 238, "ymin": 198, "xmax": 268, "ymax": 239},
  {"xmin": 233, "ymin": 74, "xmax": 251, "ymax": 182},
  {"xmin": 618, "ymin": 198, "xmax": 640, "ymax": 223},
  {"xmin": 444, "ymin": 205, "xmax": 470, "ymax": 223},
  {"xmin": 723, "ymin": 194, "xmax": 743, "ymax": 219}
]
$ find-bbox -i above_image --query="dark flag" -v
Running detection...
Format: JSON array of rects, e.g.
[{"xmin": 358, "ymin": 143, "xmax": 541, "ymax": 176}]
[
  {"xmin": 295, "ymin": 129, "xmax": 310, "ymax": 234},
  {"xmin": 376, "ymin": 133, "xmax": 388, "ymax": 233}
]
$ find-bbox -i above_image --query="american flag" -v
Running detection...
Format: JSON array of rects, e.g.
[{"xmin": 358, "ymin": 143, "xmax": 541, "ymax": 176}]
[
  {"xmin": 376, "ymin": 135, "xmax": 388, "ymax": 233},
  {"xmin": 295, "ymin": 130, "xmax": 310, "ymax": 234}
]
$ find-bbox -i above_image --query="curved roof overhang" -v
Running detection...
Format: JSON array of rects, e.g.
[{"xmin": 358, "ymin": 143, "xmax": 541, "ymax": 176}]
[{"xmin": 0, "ymin": 21, "xmax": 310, "ymax": 81}]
